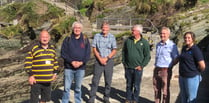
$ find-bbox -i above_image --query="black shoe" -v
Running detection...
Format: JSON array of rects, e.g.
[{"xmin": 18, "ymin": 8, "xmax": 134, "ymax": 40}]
[{"xmin": 88, "ymin": 100, "xmax": 94, "ymax": 103}]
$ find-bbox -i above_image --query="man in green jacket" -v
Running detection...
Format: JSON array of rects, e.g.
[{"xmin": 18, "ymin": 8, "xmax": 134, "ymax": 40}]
[{"xmin": 122, "ymin": 25, "xmax": 151, "ymax": 103}]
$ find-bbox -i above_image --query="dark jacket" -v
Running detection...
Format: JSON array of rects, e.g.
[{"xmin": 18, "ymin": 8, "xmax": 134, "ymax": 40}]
[
  {"xmin": 122, "ymin": 36, "xmax": 151, "ymax": 69},
  {"xmin": 61, "ymin": 33, "xmax": 91, "ymax": 69}
]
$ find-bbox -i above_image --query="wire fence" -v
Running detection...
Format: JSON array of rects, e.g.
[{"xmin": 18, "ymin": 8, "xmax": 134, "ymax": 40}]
[{"xmin": 96, "ymin": 18, "xmax": 159, "ymax": 35}]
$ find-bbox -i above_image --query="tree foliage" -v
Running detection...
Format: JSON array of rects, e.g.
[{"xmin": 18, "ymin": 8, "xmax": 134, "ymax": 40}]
[{"xmin": 132, "ymin": 0, "xmax": 198, "ymax": 14}]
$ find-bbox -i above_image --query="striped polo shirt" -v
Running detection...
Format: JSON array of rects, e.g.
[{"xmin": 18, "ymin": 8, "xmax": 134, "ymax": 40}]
[{"xmin": 24, "ymin": 43, "xmax": 59, "ymax": 83}]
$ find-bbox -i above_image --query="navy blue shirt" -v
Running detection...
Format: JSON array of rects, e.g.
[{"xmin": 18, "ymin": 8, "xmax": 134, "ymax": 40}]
[
  {"xmin": 179, "ymin": 45, "xmax": 204, "ymax": 77},
  {"xmin": 61, "ymin": 33, "xmax": 91, "ymax": 69}
]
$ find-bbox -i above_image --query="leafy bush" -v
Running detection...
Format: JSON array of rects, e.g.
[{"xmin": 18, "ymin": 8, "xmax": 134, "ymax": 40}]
[
  {"xmin": 0, "ymin": 3, "xmax": 22, "ymax": 21},
  {"xmin": 17, "ymin": 2, "xmax": 39, "ymax": 27},
  {"xmin": 53, "ymin": 17, "xmax": 76, "ymax": 35},
  {"xmin": 96, "ymin": 13, "xmax": 105, "ymax": 18},
  {"xmin": 78, "ymin": 0, "xmax": 93, "ymax": 16},
  {"xmin": 115, "ymin": 31, "xmax": 131, "ymax": 39},
  {"xmin": 200, "ymin": 0, "xmax": 209, "ymax": 3},
  {"xmin": 0, "ymin": 24, "xmax": 22, "ymax": 39},
  {"xmin": 46, "ymin": 4, "xmax": 64, "ymax": 19},
  {"xmin": 79, "ymin": 8, "xmax": 88, "ymax": 16},
  {"xmin": 81, "ymin": 0, "xmax": 93, "ymax": 8}
]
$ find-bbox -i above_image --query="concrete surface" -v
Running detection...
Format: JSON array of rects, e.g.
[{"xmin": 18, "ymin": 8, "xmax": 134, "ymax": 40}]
[{"xmin": 49, "ymin": 51, "xmax": 181, "ymax": 103}]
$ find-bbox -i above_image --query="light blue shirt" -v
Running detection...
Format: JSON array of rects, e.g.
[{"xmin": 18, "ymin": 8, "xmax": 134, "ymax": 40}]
[
  {"xmin": 92, "ymin": 33, "xmax": 117, "ymax": 58},
  {"xmin": 155, "ymin": 39, "xmax": 179, "ymax": 68}
]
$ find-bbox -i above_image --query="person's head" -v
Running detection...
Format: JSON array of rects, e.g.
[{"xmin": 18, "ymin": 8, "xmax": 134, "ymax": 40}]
[
  {"xmin": 184, "ymin": 32, "xmax": 196, "ymax": 46},
  {"xmin": 72, "ymin": 22, "xmax": 83, "ymax": 36},
  {"xmin": 131, "ymin": 25, "xmax": 143, "ymax": 37},
  {"xmin": 39, "ymin": 30, "xmax": 50, "ymax": 46},
  {"xmin": 160, "ymin": 27, "xmax": 170, "ymax": 42},
  {"xmin": 101, "ymin": 22, "xmax": 110, "ymax": 35}
]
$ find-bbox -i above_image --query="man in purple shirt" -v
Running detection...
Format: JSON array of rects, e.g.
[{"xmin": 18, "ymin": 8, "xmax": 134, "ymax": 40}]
[{"xmin": 153, "ymin": 27, "xmax": 179, "ymax": 103}]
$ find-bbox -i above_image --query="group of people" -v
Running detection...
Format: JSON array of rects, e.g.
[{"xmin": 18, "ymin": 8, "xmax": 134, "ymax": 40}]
[{"xmin": 24, "ymin": 21, "xmax": 205, "ymax": 103}]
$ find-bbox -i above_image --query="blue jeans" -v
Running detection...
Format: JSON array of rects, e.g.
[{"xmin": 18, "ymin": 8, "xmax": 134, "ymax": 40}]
[
  {"xmin": 62, "ymin": 69, "xmax": 85, "ymax": 103},
  {"xmin": 125, "ymin": 68, "xmax": 143, "ymax": 102},
  {"xmin": 179, "ymin": 75, "xmax": 202, "ymax": 103}
]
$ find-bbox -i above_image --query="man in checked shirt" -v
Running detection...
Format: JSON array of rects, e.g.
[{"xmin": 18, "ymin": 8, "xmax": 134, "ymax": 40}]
[{"xmin": 24, "ymin": 30, "xmax": 59, "ymax": 103}]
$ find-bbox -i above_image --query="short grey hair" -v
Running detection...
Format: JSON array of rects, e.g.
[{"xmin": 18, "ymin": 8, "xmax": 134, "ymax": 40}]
[
  {"xmin": 133, "ymin": 25, "xmax": 143, "ymax": 34},
  {"xmin": 72, "ymin": 21, "xmax": 83, "ymax": 29},
  {"xmin": 161, "ymin": 27, "xmax": 170, "ymax": 34}
]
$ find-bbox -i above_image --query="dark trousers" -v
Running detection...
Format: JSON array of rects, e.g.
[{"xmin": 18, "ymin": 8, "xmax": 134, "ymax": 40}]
[
  {"xmin": 125, "ymin": 68, "xmax": 143, "ymax": 102},
  {"xmin": 153, "ymin": 67, "xmax": 172, "ymax": 103},
  {"xmin": 88, "ymin": 59, "xmax": 114, "ymax": 102}
]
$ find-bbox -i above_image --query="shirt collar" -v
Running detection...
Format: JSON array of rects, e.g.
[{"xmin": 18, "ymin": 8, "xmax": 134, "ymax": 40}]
[
  {"xmin": 100, "ymin": 32, "xmax": 110, "ymax": 38},
  {"xmin": 160, "ymin": 39, "xmax": 170, "ymax": 45},
  {"xmin": 38, "ymin": 42, "xmax": 52, "ymax": 49}
]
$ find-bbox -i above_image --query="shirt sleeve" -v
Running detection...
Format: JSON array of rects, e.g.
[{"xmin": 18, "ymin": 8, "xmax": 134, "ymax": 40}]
[
  {"xmin": 141, "ymin": 40, "xmax": 151, "ymax": 67},
  {"xmin": 53, "ymin": 52, "xmax": 59, "ymax": 74},
  {"xmin": 24, "ymin": 51, "xmax": 33, "ymax": 76},
  {"xmin": 83, "ymin": 38, "xmax": 91, "ymax": 64},
  {"xmin": 112, "ymin": 35, "xmax": 117, "ymax": 49},
  {"xmin": 122, "ymin": 39, "xmax": 127, "ymax": 66},
  {"xmin": 92, "ymin": 34, "xmax": 98, "ymax": 48},
  {"xmin": 171, "ymin": 44, "xmax": 179, "ymax": 59},
  {"xmin": 61, "ymin": 37, "xmax": 73, "ymax": 63},
  {"xmin": 193, "ymin": 46, "xmax": 204, "ymax": 62}
]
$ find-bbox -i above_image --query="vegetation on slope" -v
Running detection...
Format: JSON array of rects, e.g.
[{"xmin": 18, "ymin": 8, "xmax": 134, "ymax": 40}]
[{"xmin": 0, "ymin": 0, "xmax": 75, "ymax": 40}]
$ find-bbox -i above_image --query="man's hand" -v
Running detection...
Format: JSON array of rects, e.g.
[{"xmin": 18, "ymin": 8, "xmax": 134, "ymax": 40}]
[
  {"xmin": 135, "ymin": 66, "xmax": 142, "ymax": 71},
  {"xmin": 52, "ymin": 74, "xmax": 57, "ymax": 81},
  {"xmin": 28, "ymin": 76, "xmax": 36, "ymax": 85},
  {"xmin": 71, "ymin": 61, "xmax": 83, "ymax": 68},
  {"xmin": 99, "ymin": 57, "xmax": 108, "ymax": 65}
]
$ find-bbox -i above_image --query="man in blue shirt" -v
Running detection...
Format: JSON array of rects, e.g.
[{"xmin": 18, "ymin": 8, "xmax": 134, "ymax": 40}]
[
  {"xmin": 61, "ymin": 22, "xmax": 91, "ymax": 103},
  {"xmin": 88, "ymin": 22, "xmax": 117, "ymax": 103},
  {"xmin": 153, "ymin": 27, "xmax": 179, "ymax": 103}
]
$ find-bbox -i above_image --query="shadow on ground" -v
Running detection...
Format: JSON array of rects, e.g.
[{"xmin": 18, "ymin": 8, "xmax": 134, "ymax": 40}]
[{"xmin": 49, "ymin": 83, "xmax": 154, "ymax": 103}]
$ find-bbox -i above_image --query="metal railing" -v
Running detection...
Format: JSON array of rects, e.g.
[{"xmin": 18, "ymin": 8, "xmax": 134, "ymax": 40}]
[{"xmin": 96, "ymin": 18, "xmax": 158, "ymax": 35}]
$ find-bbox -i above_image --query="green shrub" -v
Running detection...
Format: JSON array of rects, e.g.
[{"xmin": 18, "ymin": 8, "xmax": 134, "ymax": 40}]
[
  {"xmin": 79, "ymin": 8, "xmax": 87, "ymax": 16},
  {"xmin": 200, "ymin": 0, "xmax": 209, "ymax": 3},
  {"xmin": 96, "ymin": 14, "xmax": 105, "ymax": 18},
  {"xmin": 46, "ymin": 4, "xmax": 64, "ymax": 19},
  {"xmin": 79, "ymin": 0, "xmax": 93, "ymax": 16},
  {"xmin": 81, "ymin": 0, "xmax": 93, "ymax": 8},
  {"xmin": 0, "ymin": 3, "xmax": 22, "ymax": 21},
  {"xmin": 53, "ymin": 17, "xmax": 76, "ymax": 34},
  {"xmin": 0, "ymin": 25, "xmax": 22, "ymax": 39},
  {"xmin": 115, "ymin": 31, "xmax": 131, "ymax": 39}
]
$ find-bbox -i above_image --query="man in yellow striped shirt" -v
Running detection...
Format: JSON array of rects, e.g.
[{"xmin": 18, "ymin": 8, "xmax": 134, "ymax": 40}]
[{"xmin": 24, "ymin": 30, "xmax": 59, "ymax": 103}]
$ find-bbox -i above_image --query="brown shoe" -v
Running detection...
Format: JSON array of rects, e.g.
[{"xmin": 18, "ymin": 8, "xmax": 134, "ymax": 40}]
[
  {"xmin": 131, "ymin": 101, "xmax": 137, "ymax": 103},
  {"xmin": 125, "ymin": 100, "xmax": 131, "ymax": 103}
]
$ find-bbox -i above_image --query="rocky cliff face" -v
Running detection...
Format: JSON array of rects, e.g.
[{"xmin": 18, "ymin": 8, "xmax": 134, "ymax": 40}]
[{"xmin": 1, "ymin": 0, "xmax": 209, "ymax": 102}]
